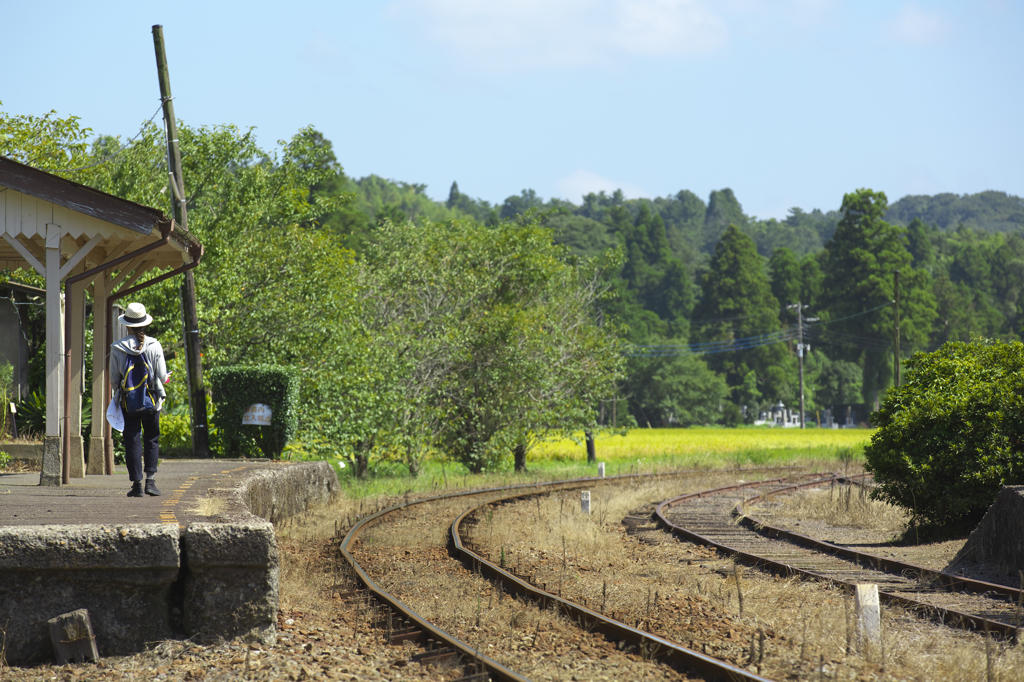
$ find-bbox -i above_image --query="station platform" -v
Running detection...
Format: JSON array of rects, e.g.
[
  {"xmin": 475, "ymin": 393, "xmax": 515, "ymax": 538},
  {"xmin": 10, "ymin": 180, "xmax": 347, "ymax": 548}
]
[
  {"xmin": 0, "ymin": 459, "xmax": 286, "ymax": 527},
  {"xmin": 0, "ymin": 459, "xmax": 339, "ymax": 663}
]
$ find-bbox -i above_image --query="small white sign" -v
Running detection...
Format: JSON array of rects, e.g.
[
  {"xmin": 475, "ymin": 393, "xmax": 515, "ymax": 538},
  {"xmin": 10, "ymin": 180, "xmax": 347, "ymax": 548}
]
[{"xmin": 242, "ymin": 403, "xmax": 272, "ymax": 426}]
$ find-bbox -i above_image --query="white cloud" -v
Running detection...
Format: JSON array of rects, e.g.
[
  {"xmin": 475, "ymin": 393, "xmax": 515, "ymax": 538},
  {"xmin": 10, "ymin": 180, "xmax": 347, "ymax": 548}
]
[
  {"xmin": 556, "ymin": 170, "xmax": 648, "ymax": 202},
  {"xmin": 885, "ymin": 3, "xmax": 951, "ymax": 46},
  {"xmin": 387, "ymin": 0, "xmax": 728, "ymax": 69}
]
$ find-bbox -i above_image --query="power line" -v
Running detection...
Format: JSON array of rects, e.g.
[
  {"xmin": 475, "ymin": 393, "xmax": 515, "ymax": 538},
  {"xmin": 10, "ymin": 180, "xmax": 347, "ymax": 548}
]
[
  {"xmin": 806, "ymin": 301, "xmax": 893, "ymax": 328},
  {"xmin": 25, "ymin": 103, "xmax": 165, "ymax": 174},
  {"xmin": 627, "ymin": 299, "xmax": 898, "ymax": 358},
  {"xmin": 628, "ymin": 328, "xmax": 798, "ymax": 357}
]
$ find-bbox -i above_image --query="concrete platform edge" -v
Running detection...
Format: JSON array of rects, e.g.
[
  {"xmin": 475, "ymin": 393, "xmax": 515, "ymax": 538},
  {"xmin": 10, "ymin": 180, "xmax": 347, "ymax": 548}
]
[{"xmin": 0, "ymin": 460, "xmax": 340, "ymax": 664}]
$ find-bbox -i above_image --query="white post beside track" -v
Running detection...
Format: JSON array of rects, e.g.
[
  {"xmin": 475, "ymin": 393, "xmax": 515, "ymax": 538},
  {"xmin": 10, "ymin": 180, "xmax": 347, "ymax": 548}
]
[{"xmin": 855, "ymin": 583, "xmax": 881, "ymax": 652}]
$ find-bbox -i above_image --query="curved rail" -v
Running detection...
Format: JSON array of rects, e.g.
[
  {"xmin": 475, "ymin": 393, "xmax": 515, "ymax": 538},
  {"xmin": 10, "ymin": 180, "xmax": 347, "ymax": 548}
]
[
  {"xmin": 655, "ymin": 476, "xmax": 1023, "ymax": 640},
  {"xmin": 340, "ymin": 469, "xmax": 800, "ymax": 682},
  {"xmin": 340, "ymin": 477, "xmax": 592, "ymax": 682},
  {"xmin": 451, "ymin": 485, "xmax": 776, "ymax": 682}
]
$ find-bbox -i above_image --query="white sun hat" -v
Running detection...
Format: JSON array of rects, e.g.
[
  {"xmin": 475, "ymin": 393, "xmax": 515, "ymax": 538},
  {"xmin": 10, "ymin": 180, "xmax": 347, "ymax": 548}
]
[{"xmin": 119, "ymin": 302, "xmax": 153, "ymax": 328}]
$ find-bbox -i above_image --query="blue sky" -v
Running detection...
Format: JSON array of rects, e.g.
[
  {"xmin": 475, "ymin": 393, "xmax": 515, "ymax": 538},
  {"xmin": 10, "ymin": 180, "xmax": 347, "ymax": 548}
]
[{"xmin": 2, "ymin": 0, "xmax": 1020, "ymax": 219}]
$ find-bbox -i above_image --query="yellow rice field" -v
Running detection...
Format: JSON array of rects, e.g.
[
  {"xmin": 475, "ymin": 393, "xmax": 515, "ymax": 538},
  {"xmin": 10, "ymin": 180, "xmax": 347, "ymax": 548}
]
[{"xmin": 532, "ymin": 427, "xmax": 874, "ymax": 464}]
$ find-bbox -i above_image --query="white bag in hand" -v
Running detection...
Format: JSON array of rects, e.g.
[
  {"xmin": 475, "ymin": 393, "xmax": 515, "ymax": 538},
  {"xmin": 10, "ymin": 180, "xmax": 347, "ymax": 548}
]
[{"xmin": 106, "ymin": 398, "xmax": 125, "ymax": 433}]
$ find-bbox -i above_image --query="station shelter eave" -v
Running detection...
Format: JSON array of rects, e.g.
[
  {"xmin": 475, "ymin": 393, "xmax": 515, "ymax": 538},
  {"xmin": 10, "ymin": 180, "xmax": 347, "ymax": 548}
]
[{"xmin": 0, "ymin": 155, "xmax": 202, "ymax": 485}]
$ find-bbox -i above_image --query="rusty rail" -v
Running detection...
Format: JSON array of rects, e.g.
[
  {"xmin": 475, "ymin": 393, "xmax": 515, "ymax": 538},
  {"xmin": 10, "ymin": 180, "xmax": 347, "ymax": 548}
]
[{"xmin": 654, "ymin": 476, "xmax": 1023, "ymax": 641}]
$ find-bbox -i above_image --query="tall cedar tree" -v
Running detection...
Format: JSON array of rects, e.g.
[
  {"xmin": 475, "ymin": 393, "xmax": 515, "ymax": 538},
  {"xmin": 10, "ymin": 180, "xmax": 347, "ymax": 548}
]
[
  {"xmin": 615, "ymin": 203, "xmax": 693, "ymax": 336},
  {"xmin": 695, "ymin": 224, "xmax": 789, "ymax": 405},
  {"xmin": 703, "ymin": 189, "xmax": 746, "ymax": 251},
  {"xmin": 821, "ymin": 189, "xmax": 935, "ymax": 408}
]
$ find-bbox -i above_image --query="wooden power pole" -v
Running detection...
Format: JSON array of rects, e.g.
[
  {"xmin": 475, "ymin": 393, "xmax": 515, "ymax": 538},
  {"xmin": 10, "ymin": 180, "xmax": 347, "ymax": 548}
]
[
  {"xmin": 797, "ymin": 303, "xmax": 805, "ymax": 429},
  {"xmin": 153, "ymin": 25, "xmax": 210, "ymax": 457},
  {"xmin": 894, "ymin": 270, "xmax": 901, "ymax": 388}
]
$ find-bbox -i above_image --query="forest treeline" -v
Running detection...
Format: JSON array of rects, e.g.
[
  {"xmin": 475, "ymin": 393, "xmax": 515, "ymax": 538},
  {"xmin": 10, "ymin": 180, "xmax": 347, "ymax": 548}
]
[
  {"xmin": 311, "ymin": 132, "xmax": 1024, "ymax": 429},
  {"xmin": 3, "ymin": 105, "xmax": 1023, "ymax": 474}
]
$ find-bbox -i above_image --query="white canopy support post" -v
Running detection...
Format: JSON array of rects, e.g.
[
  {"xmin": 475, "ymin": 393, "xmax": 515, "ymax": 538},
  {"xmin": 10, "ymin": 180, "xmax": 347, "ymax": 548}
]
[
  {"xmin": 88, "ymin": 275, "xmax": 108, "ymax": 474},
  {"xmin": 67, "ymin": 278, "xmax": 87, "ymax": 478},
  {"xmin": 41, "ymin": 224, "xmax": 64, "ymax": 486}
]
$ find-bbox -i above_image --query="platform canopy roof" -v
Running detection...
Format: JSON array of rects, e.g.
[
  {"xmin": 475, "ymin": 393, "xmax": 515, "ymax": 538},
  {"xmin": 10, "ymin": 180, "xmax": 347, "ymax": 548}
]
[
  {"xmin": 0, "ymin": 154, "xmax": 203, "ymax": 486},
  {"xmin": 0, "ymin": 155, "xmax": 199, "ymax": 277}
]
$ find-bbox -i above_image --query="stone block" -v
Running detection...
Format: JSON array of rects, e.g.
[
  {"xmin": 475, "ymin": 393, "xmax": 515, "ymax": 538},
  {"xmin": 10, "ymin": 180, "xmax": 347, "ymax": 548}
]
[
  {"xmin": 181, "ymin": 521, "xmax": 279, "ymax": 645},
  {"xmin": 0, "ymin": 524, "xmax": 180, "ymax": 664},
  {"xmin": 69, "ymin": 435, "xmax": 84, "ymax": 478},
  {"xmin": 240, "ymin": 460, "xmax": 339, "ymax": 525},
  {"xmin": 955, "ymin": 485, "xmax": 1024, "ymax": 576},
  {"xmin": 87, "ymin": 436, "xmax": 105, "ymax": 474},
  {"xmin": 40, "ymin": 436, "xmax": 61, "ymax": 486}
]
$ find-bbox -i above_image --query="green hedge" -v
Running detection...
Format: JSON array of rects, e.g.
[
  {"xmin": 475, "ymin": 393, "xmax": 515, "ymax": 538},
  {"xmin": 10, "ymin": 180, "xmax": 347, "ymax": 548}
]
[{"xmin": 209, "ymin": 365, "xmax": 299, "ymax": 459}]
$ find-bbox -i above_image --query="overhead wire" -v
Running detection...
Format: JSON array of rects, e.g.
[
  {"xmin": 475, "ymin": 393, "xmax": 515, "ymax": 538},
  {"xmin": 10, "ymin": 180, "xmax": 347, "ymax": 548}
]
[
  {"xmin": 23, "ymin": 103, "xmax": 165, "ymax": 174},
  {"xmin": 627, "ymin": 299, "xmax": 898, "ymax": 357}
]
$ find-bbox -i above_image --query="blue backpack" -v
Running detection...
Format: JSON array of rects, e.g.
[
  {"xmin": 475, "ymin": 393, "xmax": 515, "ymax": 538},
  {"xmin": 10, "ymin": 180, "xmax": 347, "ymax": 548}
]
[{"xmin": 121, "ymin": 351, "xmax": 157, "ymax": 417}]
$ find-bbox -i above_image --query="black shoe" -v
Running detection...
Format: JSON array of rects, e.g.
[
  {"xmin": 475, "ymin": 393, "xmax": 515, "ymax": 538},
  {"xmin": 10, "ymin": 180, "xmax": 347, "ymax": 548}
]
[
  {"xmin": 145, "ymin": 479, "xmax": 162, "ymax": 496},
  {"xmin": 127, "ymin": 481, "xmax": 144, "ymax": 497}
]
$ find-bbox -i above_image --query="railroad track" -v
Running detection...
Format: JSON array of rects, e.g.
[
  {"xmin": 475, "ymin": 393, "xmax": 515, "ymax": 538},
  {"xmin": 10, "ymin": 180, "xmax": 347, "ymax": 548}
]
[
  {"xmin": 654, "ymin": 475, "xmax": 1024, "ymax": 640},
  {"xmin": 340, "ymin": 470, "xmax": 790, "ymax": 682}
]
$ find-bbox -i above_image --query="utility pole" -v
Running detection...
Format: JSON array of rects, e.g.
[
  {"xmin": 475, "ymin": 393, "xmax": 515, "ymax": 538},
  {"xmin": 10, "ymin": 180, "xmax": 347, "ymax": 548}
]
[
  {"xmin": 788, "ymin": 302, "xmax": 817, "ymax": 429},
  {"xmin": 797, "ymin": 303, "xmax": 805, "ymax": 429},
  {"xmin": 894, "ymin": 270, "xmax": 901, "ymax": 388},
  {"xmin": 153, "ymin": 25, "xmax": 210, "ymax": 457}
]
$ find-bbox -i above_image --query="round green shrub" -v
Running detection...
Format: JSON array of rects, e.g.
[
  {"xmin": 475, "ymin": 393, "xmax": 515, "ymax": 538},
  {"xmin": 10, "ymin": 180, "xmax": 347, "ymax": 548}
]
[{"xmin": 865, "ymin": 340, "xmax": 1024, "ymax": 525}]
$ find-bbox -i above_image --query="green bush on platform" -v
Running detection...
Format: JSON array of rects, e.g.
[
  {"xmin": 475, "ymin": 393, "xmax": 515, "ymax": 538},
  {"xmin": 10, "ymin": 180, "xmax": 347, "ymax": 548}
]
[{"xmin": 209, "ymin": 365, "xmax": 299, "ymax": 459}]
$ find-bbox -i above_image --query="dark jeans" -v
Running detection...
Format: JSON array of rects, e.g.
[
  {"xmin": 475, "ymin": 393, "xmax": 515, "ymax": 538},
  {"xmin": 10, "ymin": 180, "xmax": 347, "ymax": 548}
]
[{"xmin": 124, "ymin": 410, "xmax": 160, "ymax": 482}]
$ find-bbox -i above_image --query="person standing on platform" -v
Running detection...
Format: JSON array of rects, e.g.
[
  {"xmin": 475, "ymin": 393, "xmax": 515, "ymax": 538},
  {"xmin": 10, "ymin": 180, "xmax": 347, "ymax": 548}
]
[{"xmin": 110, "ymin": 302, "xmax": 171, "ymax": 498}]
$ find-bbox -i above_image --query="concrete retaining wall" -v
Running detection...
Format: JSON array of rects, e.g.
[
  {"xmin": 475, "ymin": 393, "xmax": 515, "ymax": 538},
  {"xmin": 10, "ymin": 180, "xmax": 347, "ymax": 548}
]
[
  {"xmin": 955, "ymin": 485, "xmax": 1024, "ymax": 577},
  {"xmin": 0, "ymin": 460, "xmax": 339, "ymax": 663},
  {"xmin": 1, "ymin": 442, "xmax": 43, "ymax": 463},
  {"xmin": 0, "ymin": 525, "xmax": 179, "ymax": 664},
  {"xmin": 178, "ymin": 461, "xmax": 338, "ymax": 645}
]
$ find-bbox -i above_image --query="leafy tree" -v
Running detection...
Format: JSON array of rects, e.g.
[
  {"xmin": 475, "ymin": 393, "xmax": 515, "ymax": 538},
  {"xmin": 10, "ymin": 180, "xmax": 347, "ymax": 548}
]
[
  {"xmin": 623, "ymin": 350, "xmax": 729, "ymax": 427},
  {"xmin": 500, "ymin": 189, "xmax": 544, "ymax": 220},
  {"xmin": 745, "ymin": 215, "xmax": 825, "ymax": 258},
  {"xmin": 651, "ymin": 190, "xmax": 705, "ymax": 264},
  {"xmin": 814, "ymin": 355, "xmax": 863, "ymax": 410},
  {"xmin": 865, "ymin": 340, "xmax": 1024, "ymax": 525},
  {"xmin": 616, "ymin": 202, "xmax": 694, "ymax": 332},
  {"xmin": 0, "ymin": 102, "xmax": 98, "ymax": 184},
  {"xmin": 905, "ymin": 218, "xmax": 936, "ymax": 272},
  {"xmin": 800, "ymin": 252, "xmax": 824, "ymax": 309},
  {"xmin": 543, "ymin": 212, "xmax": 616, "ymax": 257},
  {"xmin": 362, "ymin": 217, "xmax": 624, "ymax": 474},
  {"xmin": 820, "ymin": 189, "xmax": 936, "ymax": 408},
  {"xmin": 886, "ymin": 191, "xmax": 1024, "ymax": 233},
  {"xmin": 445, "ymin": 180, "xmax": 497, "ymax": 224}
]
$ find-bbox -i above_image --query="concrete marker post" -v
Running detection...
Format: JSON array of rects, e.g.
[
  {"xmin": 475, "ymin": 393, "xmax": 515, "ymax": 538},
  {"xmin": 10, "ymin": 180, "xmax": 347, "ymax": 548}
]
[
  {"xmin": 854, "ymin": 584, "xmax": 881, "ymax": 654},
  {"xmin": 580, "ymin": 491, "xmax": 591, "ymax": 515},
  {"xmin": 598, "ymin": 462, "xmax": 605, "ymax": 478}
]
